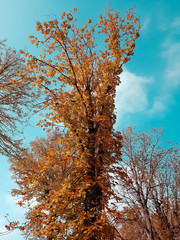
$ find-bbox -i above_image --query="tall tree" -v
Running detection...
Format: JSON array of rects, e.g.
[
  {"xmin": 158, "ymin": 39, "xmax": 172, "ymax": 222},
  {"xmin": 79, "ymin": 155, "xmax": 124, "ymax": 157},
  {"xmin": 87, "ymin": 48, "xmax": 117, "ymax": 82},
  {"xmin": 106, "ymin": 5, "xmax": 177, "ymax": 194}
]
[
  {"xmin": 0, "ymin": 40, "xmax": 34, "ymax": 157},
  {"xmin": 10, "ymin": 5, "xmax": 140, "ymax": 239},
  {"xmin": 116, "ymin": 127, "xmax": 180, "ymax": 240}
]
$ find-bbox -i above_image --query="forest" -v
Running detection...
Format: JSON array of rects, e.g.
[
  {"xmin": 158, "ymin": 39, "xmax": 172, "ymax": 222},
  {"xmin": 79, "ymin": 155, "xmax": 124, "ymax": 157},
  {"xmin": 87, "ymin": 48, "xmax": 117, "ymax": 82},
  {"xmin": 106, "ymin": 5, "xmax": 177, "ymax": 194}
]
[{"xmin": 0, "ymin": 4, "xmax": 179, "ymax": 240}]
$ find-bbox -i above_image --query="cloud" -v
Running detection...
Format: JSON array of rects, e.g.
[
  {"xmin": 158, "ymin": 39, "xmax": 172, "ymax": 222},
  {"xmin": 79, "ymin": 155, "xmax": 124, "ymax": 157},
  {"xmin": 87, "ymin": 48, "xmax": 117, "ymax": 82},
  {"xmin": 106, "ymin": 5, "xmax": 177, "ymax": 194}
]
[
  {"xmin": 141, "ymin": 16, "xmax": 151, "ymax": 32},
  {"xmin": 115, "ymin": 70, "xmax": 152, "ymax": 122},
  {"xmin": 162, "ymin": 40, "xmax": 180, "ymax": 86},
  {"xmin": 147, "ymin": 95, "xmax": 171, "ymax": 116},
  {"xmin": 171, "ymin": 17, "xmax": 180, "ymax": 28},
  {"xmin": 146, "ymin": 38, "xmax": 180, "ymax": 115},
  {"xmin": 115, "ymin": 65, "xmax": 176, "ymax": 122},
  {"xmin": 147, "ymin": 19, "xmax": 180, "ymax": 116},
  {"xmin": 156, "ymin": 5, "xmax": 180, "ymax": 32}
]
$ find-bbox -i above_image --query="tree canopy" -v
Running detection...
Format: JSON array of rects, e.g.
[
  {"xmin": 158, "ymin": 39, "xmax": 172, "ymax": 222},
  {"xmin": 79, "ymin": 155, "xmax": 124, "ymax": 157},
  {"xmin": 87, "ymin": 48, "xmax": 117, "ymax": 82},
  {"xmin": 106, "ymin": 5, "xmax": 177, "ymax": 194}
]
[{"xmin": 9, "ymin": 5, "xmax": 141, "ymax": 240}]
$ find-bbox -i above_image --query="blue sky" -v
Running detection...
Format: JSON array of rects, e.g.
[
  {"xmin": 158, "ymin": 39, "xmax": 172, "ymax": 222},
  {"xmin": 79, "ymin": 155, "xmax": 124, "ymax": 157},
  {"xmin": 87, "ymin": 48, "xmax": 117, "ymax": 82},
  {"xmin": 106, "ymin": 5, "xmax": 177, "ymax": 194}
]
[{"xmin": 0, "ymin": 0, "xmax": 180, "ymax": 239}]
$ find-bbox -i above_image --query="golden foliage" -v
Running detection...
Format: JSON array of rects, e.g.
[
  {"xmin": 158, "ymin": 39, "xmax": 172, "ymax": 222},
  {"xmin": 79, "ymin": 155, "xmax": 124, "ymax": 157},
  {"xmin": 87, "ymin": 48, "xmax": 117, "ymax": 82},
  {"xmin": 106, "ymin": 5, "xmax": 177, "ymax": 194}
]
[{"xmin": 10, "ymin": 6, "xmax": 141, "ymax": 240}]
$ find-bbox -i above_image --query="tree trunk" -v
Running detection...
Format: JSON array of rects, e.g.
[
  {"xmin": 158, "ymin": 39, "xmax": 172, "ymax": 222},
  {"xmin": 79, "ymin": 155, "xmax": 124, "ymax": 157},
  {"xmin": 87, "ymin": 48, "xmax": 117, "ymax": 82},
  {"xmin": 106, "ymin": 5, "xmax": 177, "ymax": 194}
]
[
  {"xmin": 84, "ymin": 120, "xmax": 103, "ymax": 240},
  {"xmin": 143, "ymin": 208, "xmax": 154, "ymax": 240}
]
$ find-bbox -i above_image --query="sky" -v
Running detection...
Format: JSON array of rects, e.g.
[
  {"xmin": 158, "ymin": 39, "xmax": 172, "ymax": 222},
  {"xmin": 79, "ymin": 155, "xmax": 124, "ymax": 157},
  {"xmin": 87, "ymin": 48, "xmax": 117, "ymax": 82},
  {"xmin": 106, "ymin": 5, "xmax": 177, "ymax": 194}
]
[{"xmin": 0, "ymin": 0, "xmax": 180, "ymax": 239}]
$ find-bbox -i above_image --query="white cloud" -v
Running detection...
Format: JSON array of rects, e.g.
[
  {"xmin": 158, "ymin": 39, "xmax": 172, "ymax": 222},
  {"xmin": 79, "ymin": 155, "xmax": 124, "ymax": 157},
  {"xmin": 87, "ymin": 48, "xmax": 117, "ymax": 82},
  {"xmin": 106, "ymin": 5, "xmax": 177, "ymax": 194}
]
[
  {"xmin": 115, "ymin": 66, "xmax": 176, "ymax": 121},
  {"xmin": 171, "ymin": 17, "xmax": 180, "ymax": 28},
  {"xmin": 115, "ymin": 70, "xmax": 151, "ymax": 121},
  {"xmin": 147, "ymin": 18, "xmax": 180, "ymax": 116},
  {"xmin": 147, "ymin": 96, "xmax": 169, "ymax": 115},
  {"xmin": 162, "ymin": 40, "xmax": 180, "ymax": 86},
  {"xmin": 156, "ymin": 7, "xmax": 180, "ymax": 32},
  {"xmin": 146, "ymin": 37, "xmax": 180, "ymax": 116},
  {"xmin": 141, "ymin": 16, "xmax": 151, "ymax": 32}
]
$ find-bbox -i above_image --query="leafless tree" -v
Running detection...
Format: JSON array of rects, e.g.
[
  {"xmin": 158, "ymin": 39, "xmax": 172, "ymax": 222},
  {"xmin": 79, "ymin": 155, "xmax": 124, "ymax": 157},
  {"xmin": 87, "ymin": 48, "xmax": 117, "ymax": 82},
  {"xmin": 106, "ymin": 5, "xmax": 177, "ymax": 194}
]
[
  {"xmin": 0, "ymin": 40, "xmax": 36, "ymax": 157},
  {"xmin": 116, "ymin": 127, "xmax": 180, "ymax": 240}
]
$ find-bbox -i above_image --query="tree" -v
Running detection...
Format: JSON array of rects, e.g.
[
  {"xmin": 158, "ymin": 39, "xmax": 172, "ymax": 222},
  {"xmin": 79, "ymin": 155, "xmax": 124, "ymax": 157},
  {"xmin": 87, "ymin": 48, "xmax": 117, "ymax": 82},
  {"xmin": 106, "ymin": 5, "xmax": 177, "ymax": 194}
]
[
  {"xmin": 10, "ymin": 130, "xmax": 122, "ymax": 240},
  {"xmin": 0, "ymin": 40, "xmax": 34, "ymax": 157},
  {"xmin": 10, "ymin": 5, "xmax": 141, "ymax": 239},
  {"xmin": 116, "ymin": 205, "xmax": 147, "ymax": 240},
  {"xmin": 10, "ymin": 131, "xmax": 77, "ymax": 239},
  {"xmin": 116, "ymin": 127, "xmax": 180, "ymax": 240}
]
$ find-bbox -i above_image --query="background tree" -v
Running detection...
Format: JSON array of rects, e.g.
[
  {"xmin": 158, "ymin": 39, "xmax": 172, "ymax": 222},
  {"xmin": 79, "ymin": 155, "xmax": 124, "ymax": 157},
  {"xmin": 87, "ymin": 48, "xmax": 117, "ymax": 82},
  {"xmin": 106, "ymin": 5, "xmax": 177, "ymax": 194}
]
[
  {"xmin": 116, "ymin": 205, "xmax": 147, "ymax": 240},
  {"xmin": 0, "ymin": 40, "xmax": 34, "ymax": 157},
  {"xmin": 10, "ymin": 131, "xmax": 78, "ymax": 239},
  {"xmin": 10, "ymin": 5, "xmax": 141, "ymax": 240},
  {"xmin": 116, "ymin": 127, "xmax": 180, "ymax": 240}
]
